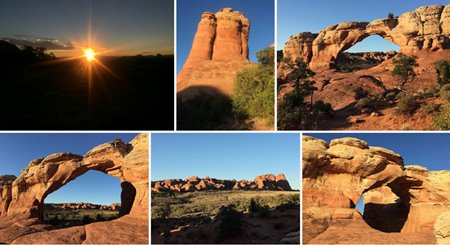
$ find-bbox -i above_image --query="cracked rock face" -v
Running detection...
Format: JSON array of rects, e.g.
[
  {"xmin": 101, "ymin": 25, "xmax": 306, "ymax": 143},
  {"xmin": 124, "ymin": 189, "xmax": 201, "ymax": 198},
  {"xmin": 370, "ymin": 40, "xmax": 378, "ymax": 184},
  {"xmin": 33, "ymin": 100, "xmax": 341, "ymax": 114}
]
[
  {"xmin": 177, "ymin": 8, "xmax": 254, "ymax": 97},
  {"xmin": 0, "ymin": 133, "xmax": 148, "ymax": 244},
  {"xmin": 283, "ymin": 4, "xmax": 450, "ymax": 71}
]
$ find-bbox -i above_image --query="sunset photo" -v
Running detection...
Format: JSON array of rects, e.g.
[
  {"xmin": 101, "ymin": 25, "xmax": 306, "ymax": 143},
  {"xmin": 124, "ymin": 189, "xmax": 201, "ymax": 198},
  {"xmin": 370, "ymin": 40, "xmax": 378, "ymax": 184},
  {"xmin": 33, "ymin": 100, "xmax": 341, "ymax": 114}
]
[{"xmin": 0, "ymin": 0, "xmax": 174, "ymax": 130}]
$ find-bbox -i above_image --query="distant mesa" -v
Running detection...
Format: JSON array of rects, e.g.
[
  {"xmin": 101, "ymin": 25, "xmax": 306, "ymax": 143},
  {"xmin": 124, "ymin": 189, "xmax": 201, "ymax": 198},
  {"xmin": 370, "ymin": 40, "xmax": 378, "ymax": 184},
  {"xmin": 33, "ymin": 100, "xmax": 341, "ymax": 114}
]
[
  {"xmin": 151, "ymin": 173, "xmax": 292, "ymax": 193},
  {"xmin": 283, "ymin": 4, "xmax": 450, "ymax": 71},
  {"xmin": 177, "ymin": 8, "xmax": 255, "ymax": 97},
  {"xmin": 302, "ymin": 136, "xmax": 450, "ymax": 244},
  {"xmin": 0, "ymin": 134, "xmax": 149, "ymax": 244}
]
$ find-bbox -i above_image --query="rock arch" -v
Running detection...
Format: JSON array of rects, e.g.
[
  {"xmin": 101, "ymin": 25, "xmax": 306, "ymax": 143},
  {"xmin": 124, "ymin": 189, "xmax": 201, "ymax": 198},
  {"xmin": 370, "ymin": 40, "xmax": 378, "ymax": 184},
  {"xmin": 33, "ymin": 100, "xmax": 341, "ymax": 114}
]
[
  {"xmin": 303, "ymin": 136, "xmax": 450, "ymax": 244},
  {"xmin": 284, "ymin": 4, "xmax": 450, "ymax": 71},
  {"xmin": 0, "ymin": 133, "xmax": 148, "ymax": 243}
]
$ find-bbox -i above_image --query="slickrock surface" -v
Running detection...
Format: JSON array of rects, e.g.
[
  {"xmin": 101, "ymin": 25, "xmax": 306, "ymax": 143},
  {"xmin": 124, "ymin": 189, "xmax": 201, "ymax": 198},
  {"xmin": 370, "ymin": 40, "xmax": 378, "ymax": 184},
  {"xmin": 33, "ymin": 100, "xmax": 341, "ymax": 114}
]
[
  {"xmin": 0, "ymin": 133, "xmax": 148, "ymax": 244},
  {"xmin": 151, "ymin": 173, "xmax": 292, "ymax": 193}
]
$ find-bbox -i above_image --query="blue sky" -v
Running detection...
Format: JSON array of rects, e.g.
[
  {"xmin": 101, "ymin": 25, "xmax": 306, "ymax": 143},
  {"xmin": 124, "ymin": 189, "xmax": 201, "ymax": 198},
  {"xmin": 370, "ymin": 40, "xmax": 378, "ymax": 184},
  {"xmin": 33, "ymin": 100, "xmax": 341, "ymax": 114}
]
[
  {"xmin": 278, "ymin": 0, "xmax": 450, "ymax": 52},
  {"xmin": 0, "ymin": 133, "xmax": 138, "ymax": 204},
  {"xmin": 177, "ymin": 0, "xmax": 274, "ymax": 73},
  {"xmin": 305, "ymin": 133, "xmax": 450, "ymax": 211},
  {"xmin": 152, "ymin": 133, "xmax": 300, "ymax": 190},
  {"xmin": 0, "ymin": 0, "xmax": 173, "ymax": 56}
]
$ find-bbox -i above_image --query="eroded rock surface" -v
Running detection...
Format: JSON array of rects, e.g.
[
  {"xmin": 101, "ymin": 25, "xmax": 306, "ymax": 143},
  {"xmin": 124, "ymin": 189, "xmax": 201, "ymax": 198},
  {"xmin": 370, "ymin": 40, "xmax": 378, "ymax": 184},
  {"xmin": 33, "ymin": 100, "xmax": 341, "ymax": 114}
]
[
  {"xmin": 0, "ymin": 133, "xmax": 149, "ymax": 244},
  {"xmin": 177, "ymin": 8, "xmax": 254, "ymax": 97},
  {"xmin": 284, "ymin": 4, "xmax": 450, "ymax": 71},
  {"xmin": 151, "ymin": 173, "xmax": 292, "ymax": 193},
  {"xmin": 303, "ymin": 135, "xmax": 450, "ymax": 244}
]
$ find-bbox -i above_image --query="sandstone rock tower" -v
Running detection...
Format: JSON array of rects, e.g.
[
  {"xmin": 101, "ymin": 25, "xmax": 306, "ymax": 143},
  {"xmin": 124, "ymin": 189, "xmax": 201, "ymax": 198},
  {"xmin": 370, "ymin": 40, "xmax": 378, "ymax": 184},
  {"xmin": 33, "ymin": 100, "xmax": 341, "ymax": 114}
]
[
  {"xmin": 177, "ymin": 8, "xmax": 254, "ymax": 97},
  {"xmin": 283, "ymin": 4, "xmax": 450, "ymax": 71}
]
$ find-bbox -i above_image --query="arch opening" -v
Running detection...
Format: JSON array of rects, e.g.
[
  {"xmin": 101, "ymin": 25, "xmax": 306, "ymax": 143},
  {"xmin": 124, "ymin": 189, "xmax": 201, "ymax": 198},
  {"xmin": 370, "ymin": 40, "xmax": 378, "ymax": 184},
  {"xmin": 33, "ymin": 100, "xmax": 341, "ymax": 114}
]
[
  {"xmin": 41, "ymin": 170, "xmax": 136, "ymax": 229},
  {"xmin": 360, "ymin": 186, "xmax": 410, "ymax": 233},
  {"xmin": 336, "ymin": 35, "xmax": 400, "ymax": 73}
]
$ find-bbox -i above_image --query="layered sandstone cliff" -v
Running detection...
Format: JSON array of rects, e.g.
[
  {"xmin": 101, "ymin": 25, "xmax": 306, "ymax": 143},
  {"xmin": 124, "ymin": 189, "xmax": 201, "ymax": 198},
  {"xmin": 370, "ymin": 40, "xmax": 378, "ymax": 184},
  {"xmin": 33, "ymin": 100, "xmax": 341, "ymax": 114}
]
[
  {"xmin": 303, "ymin": 136, "xmax": 450, "ymax": 244},
  {"xmin": 177, "ymin": 8, "xmax": 254, "ymax": 97},
  {"xmin": 0, "ymin": 133, "xmax": 149, "ymax": 244},
  {"xmin": 151, "ymin": 173, "xmax": 292, "ymax": 192},
  {"xmin": 283, "ymin": 4, "xmax": 450, "ymax": 71}
]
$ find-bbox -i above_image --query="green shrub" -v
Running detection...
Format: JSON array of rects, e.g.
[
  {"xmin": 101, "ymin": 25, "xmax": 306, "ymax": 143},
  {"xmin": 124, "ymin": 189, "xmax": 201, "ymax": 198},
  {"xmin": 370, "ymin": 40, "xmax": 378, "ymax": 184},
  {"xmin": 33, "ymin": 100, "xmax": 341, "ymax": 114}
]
[
  {"xmin": 216, "ymin": 205, "xmax": 243, "ymax": 242},
  {"xmin": 354, "ymin": 87, "xmax": 369, "ymax": 100},
  {"xmin": 232, "ymin": 66, "xmax": 274, "ymax": 121},
  {"xmin": 439, "ymin": 84, "xmax": 450, "ymax": 102},
  {"xmin": 422, "ymin": 103, "xmax": 439, "ymax": 114},
  {"xmin": 396, "ymin": 94, "xmax": 418, "ymax": 115},
  {"xmin": 433, "ymin": 103, "xmax": 450, "ymax": 130},
  {"xmin": 388, "ymin": 12, "xmax": 394, "ymax": 19},
  {"xmin": 385, "ymin": 91, "xmax": 397, "ymax": 101},
  {"xmin": 82, "ymin": 215, "xmax": 93, "ymax": 225},
  {"xmin": 256, "ymin": 46, "xmax": 274, "ymax": 67},
  {"xmin": 435, "ymin": 59, "xmax": 450, "ymax": 86},
  {"xmin": 152, "ymin": 203, "xmax": 171, "ymax": 219},
  {"xmin": 256, "ymin": 205, "xmax": 271, "ymax": 218},
  {"xmin": 392, "ymin": 54, "xmax": 418, "ymax": 90}
]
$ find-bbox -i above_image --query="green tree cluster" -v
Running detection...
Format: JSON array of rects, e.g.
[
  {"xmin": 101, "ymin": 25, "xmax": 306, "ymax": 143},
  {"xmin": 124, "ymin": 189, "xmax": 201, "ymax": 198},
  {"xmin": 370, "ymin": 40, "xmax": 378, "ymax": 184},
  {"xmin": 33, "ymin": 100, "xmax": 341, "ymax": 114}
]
[
  {"xmin": 278, "ymin": 58, "xmax": 333, "ymax": 130},
  {"xmin": 232, "ymin": 46, "xmax": 275, "ymax": 126}
]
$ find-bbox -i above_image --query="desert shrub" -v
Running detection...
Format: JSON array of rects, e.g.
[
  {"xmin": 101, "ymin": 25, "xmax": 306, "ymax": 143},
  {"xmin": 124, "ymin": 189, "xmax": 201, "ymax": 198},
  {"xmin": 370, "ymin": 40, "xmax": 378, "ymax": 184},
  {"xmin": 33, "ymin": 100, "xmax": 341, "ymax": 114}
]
[
  {"xmin": 232, "ymin": 65, "xmax": 274, "ymax": 122},
  {"xmin": 177, "ymin": 92, "xmax": 233, "ymax": 130},
  {"xmin": 435, "ymin": 59, "xmax": 450, "ymax": 86},
  {"xmin": 355, "ymin": 96, "xmax": 379, "ymax": 111},
  {"xmin": 422, "ymin": 103, "xmax": 439, "ymax": 114},
  {"xmin": 396, "ymin": 94, "xmax": 418, "ymax": 115},
  {"xmin": 96, "ymin": 214, "xmax": 104, "ymax": 221},
  {"xmin": 152, "ymin": 203, "xmax": 171, "ymax": 219},
  {"xmin": 392, "ymin": 54, "xmax": 418, "ymax": 90},
  {"xmin": 256, "ymin": 205, "xmax": 271, "ymax": 218},
  {"xmin": 354, "ymin": 87, "xmax": 369, "ymax": 100},
  {"xmin": 433, "ymin": 103, "xmax": 450, "ymax": 130},
  {"xmin": 249, "ymin": 199, "xmax": 258, "ymax": 213},
  {"xmin": 388, "ymin": 12, "xmax": 394, "ymax": 19},
  {"xmin": 216, "ymin": 205, "xmax": 243, "ymax": 242},
  {"xmin": 439, "ymin": 84, "xmax": 450, "ymax": 102},
  {"xmin": 417, "ymin": 88, "xmax": 438, "ymax": 99},
  {"xmin": 385, "ymin": 91, "xmax": 397, "ymax": 101},
  {"xmin": 113, "ymin": 137, "xmax": 122, "ymax": 142},
  {"xmin": 400, "ymin": 124, "xmax": 412, "ymax": 130},
  {"xmin": 82, "ymin": 215, "xmax": 93, "ymax": 225}
]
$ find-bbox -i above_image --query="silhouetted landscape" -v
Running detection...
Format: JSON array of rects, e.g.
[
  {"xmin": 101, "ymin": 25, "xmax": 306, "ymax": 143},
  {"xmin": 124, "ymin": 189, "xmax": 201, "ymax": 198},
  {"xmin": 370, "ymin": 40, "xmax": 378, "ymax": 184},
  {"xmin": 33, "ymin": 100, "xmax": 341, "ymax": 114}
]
[{"xmin": 0, "ymin": 40, "xmax": 174, "ymax": 130}]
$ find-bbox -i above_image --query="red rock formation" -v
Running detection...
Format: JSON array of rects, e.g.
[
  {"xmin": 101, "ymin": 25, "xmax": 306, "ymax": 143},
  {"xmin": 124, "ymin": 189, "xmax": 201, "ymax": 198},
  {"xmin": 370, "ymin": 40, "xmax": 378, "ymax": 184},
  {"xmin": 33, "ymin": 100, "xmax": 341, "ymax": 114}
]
[
  {"xmin": 177, "ymin": 8, "xmax": 254, "ymax": 97},
  {"xmin": 0, "ymin": 134, "xmax": 149, "ymax": 244},
  {"xmin": 283, "ymin": 4, "xmax": 450, "ymax": 71},
  {"xmin": 303, "ymin": 135, "xmax": 450, "ymax": 244},
  {"xmin": 151, "ymin": 174, "xmax": 292, "ymax": 193}
]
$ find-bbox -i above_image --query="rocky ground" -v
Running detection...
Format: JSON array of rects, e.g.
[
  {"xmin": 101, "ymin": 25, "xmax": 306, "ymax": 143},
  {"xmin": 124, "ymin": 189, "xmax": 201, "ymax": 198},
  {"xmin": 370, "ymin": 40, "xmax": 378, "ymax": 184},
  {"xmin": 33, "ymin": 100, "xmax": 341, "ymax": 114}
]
[{"xmin": 151, "ymin": 190, "xmax": 300, "ymax": 244}]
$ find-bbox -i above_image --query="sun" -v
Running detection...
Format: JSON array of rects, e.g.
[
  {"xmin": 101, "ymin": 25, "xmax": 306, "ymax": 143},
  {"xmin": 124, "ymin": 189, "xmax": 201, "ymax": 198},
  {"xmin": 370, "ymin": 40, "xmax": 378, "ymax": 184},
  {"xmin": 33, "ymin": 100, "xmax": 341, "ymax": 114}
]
[{"xmin": 83, "ymin": 48, "xmax": 96, "ymax": 62}]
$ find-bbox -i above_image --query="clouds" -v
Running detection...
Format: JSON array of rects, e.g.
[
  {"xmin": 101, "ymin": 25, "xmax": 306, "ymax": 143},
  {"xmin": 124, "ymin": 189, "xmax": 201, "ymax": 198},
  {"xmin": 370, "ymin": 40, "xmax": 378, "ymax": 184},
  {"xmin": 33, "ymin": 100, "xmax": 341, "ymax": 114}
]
[{"xmin": 1, "ymin": 35, "xmax": 74, "ymax": 50}]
